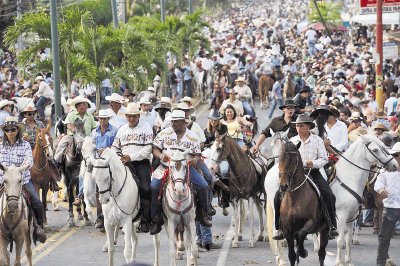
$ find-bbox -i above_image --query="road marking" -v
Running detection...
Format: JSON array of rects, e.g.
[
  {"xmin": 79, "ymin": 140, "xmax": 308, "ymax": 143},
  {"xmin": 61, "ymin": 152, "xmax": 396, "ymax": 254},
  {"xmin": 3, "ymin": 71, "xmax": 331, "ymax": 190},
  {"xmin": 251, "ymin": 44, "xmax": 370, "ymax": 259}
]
[
  {"xmin": 216, "ymin": 220, "xmax": 235, "ymax": 266},
  {"xmin": 32, "ymin": 222, "xmax": 84, "ymax": 265}
]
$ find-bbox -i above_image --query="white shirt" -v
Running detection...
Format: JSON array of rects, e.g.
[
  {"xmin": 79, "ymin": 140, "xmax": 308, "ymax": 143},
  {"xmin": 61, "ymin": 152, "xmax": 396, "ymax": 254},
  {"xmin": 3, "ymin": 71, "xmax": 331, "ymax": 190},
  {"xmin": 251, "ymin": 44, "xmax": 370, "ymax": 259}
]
[
  {"xmin": 36, "ymin": 81, "xmax": 53, "ymax": 99},
  {"xmin": 374, "ymin": 170, "xmax": 400, "ymax": 209},
  {"xmin": 384, "ymin": 96, "xmax": 397, "ymax": 115},
  {"xmin": 112, "ymin": 120, "xmax": 153, "ymax": 161},
  {"xmin": 305, "ymin": 29, "xmax": 317, "ymax": 41},
  {"xmin": 140, "ymin": 110, "xmax": 157, "ymax": 127},
  {"xmin": 290, "ymin": 134, "xmax": 328, "ymax": 169},
  {"xmin": 188, "ymin": 121, "xmax": 206, "ymax": 143},
  {"xmin": 108, "ymin": 107, "xmax": 127, "ymax": 129},
  {"xmin": 325, "ymin": 120, "xmax": 348, "ymax": 152},
  {"xmin": 233, "ymin": 85, "xmax": 252, "ymax": 101}
]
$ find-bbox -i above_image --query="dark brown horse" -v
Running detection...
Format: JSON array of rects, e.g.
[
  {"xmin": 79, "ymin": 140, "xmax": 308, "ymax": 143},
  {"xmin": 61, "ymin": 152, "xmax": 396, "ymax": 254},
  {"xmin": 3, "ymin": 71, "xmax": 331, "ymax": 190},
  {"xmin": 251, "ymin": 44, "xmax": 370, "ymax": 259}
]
[
  {"xmin": 258, "ymin": 74, "xmax": 273, "ymax": 109},
  {"xmin": 208, "ymin": 133, "xmax": 266, "ymax": 247},
  {"xmin": 210, "ymin": 83, "xmax": 224, "ymax": 111},
  {"xmin": 278, "ymin": 142, "xmax": 329, "ymax": 266},
  {"xmin": 30, "ymin": 123, "xmax": 60, "ymax": 225}
]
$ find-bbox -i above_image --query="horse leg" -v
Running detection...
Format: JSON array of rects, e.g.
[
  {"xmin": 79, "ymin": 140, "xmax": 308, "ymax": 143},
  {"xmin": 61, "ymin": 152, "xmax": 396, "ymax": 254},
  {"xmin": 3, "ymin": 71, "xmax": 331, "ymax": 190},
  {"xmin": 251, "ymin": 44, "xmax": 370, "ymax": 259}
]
[
  {"xmin": 286, "ymin": 237, "xmax": 297, "ymax": 266},
  {"xmin": 312, "ymin": 233, "xmax": 320, "ymax": 252},
  {"xmin": 67, "ymin": 183, "xmax": 75, "ymax": 227},
  {"xmin": 76, "ymin": 185, "xmax": 83, "ymax": 221},
  {"xmin": 185, "ymin": 217, "xmax": 198, "ymax": 266},
  {"xmin": 14, "ymin": 239, "xmax": 24, "ymax": 266},
  {"xmin": 335, "ymin": 222, "xmax": 345, "ymax": 266},
  {"xmin": 231, "ymin": 200, "xmax": 240, "ymax": 248},
  {"xmin": 238, "ymin": 199, "xmax": 246, "ymax": 241},
  {"xmin": 167, "ymin": 222, "xmax": 177, "ymax": 266},
  {"xmin": 153, "ymin": 234, "xmax": 160, "ymax": 266},
  {"xmin": 295, "ymin": 234, "xmax": 308, "ymax": 259},
  {"xmin": 42, "ymin": 188, "xmax": 48, "ymax": 225},
  {"xmin": 105, "ymin": 222, "xmax": 116, "ymax": 266},
  {"xmin": 248, "ymin": 197, "xmax": 255, "ymax": 248},
  {"xmin": 122, "ymin": 220, "xmax": 133, "ymax": 263},
  {"xmin": 317, "ymin": 229, "xmax": 329, "ymax": 266},
  {"xmin": 345, "ymin": 222, "xmax": 354, "ymax": 266},
  {"xmin": 255, "ymin": 199, "xmax": 265, "ymax": 242},
  {"xmin": 352, "ymin": 221, "xmax": 360, "ymax": 245},
  {"xmin": 25, "ymin": 229, "xmax": 33, "ymax": 266},
  {"xmin": 52, "ymin": 190, "xmax": 59, "ymax": 211}
]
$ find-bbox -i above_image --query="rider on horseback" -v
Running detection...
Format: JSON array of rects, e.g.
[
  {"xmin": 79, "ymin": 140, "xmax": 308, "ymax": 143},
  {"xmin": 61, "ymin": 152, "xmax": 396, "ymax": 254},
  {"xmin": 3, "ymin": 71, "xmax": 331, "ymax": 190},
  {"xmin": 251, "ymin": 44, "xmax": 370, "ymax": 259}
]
[
  {"xmin": 273, "ymin": 114, "xmax": 339, "ymax": 240},
  {"xmin": 0, "ymin": 116, "xmax": 47, "ymax": 244},
  {"xmin": 112, "ymin": 103, "xmax": 154, "ymax": 233},
  {"xmin": 34, "ymin": 76, "xmax": 53, "ymax": 123},
  {"xmin": 149, "ymin": 110, "xmax": 212, "ymax": 235},
  {"xmin": 233, "ymin": 76, "xmax": 254, "ymax": 118}
]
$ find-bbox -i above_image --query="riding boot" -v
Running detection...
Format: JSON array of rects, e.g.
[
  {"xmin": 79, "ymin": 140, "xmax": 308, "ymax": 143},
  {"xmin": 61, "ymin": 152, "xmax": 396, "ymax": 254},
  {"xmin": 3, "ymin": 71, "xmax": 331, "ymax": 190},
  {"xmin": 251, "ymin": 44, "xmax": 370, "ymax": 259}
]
[
  {"xmin": 272, "ymin": 190, "xmax": 284, "ymax": 240},
  {"xmin": 196, "ymin": 187, "xmax": 212, "ymax": 227},
  {"xmin": 32, "ymin": 208, "xmax": 46, "ymax": 245},
  {"xmin": 215, "ymin": 179, "xmax": 230, "ymax": 193},
  {"xmin": 323, "ymin": 191, "xmax": 339, "ymax": 239},
  {"xmin": 49, "ymin": 179, "xmax": 61, "ymax": 192},
  {"xmin": 138, "ymin": 199, "xmax": 150, "ymax": 233},
  {"xmin": 150, "ymin": 188, "xmax": 164, "ymax": 235}
]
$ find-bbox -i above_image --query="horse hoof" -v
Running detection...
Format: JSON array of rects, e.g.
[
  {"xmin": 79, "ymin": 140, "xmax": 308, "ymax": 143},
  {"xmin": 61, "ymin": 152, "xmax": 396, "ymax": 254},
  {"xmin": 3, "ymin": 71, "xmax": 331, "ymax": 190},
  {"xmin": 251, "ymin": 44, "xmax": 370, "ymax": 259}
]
[
  {"xmin": 222, "ymin": 208, "xmax": 229, "ymax": 216},
  {"xmin": 177, "ymin": 243, "xmax": 185, "ymax": 252},
  {"xmin": 231, "ymin": 242, "xmax": 239, "ymax": 248},
  {"xmin": 282, "ymin": 240, "xmax": 288, "ymax": 247},
  {"xmin": 69, "ymin": 222, "xmax": 75, "ymax": 227},
  {"xmin": 84, "ymin": 220, "xmax": 92, "ymax": 226},
  {"xmin": 238, "ymin": 236, "xmax": 243, "ymax": 241},
  {"xmin": 53, "ymin": 206, "xmax": 60, "ymax": 211},
  {"xmin": 352, "ymin": 239, "xmax": 360, "ymax": 245},
  {"xmin": 248, "ymin": 241, "xmax": 255, "ymax": 248},
  {"xmin": 299, "ymin": 249, "xmax": 308, "ymax": 258},
  {"xmin": 78, "ymin": 214, "xmax": 83, "ymax": 220},
  {"xmin": 175, "ymin": 252, "xmax": 183, "ymax": 260},
  {"xmin": 113, "ymin": 240, "xmax": 117, "ymax": 245},
  {"xmin": 102, "ymin": 246, "xmax": 108, "ymax": 252},
  {"xmin": 257, "ymin": 235, "xmax": 264, "ymax": 242}
]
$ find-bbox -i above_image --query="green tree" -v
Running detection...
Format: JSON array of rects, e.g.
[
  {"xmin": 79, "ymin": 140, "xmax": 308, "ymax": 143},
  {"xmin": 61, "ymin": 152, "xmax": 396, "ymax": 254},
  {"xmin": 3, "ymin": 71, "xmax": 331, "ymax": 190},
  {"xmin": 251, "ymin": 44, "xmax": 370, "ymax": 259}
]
[{"xmin": 308, "ymin": 1, "xmax": 342, "ymax": 25}]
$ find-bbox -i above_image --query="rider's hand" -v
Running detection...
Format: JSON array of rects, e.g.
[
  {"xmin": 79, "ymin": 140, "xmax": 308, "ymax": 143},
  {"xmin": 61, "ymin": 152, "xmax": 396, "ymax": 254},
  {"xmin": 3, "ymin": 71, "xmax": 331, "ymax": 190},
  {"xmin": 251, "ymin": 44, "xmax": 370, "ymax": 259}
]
[
  {"xmin": 97, "ymin": 148, "xmax": 106, "ymax": 155},
  {"xmin": 188, "ymin": 158, "xmax": 198, "ymax": 166},
  {"xmin": 306, "ymin": 160, "xmax": 313, "ymax": 168},
  {"xmin": 120, "ymin": 155, "xmax": 131, "ymax": 164},
  {"xmin": 378, "ymin": 188, "xmax": 389, "ymax": 199},
  {"xmin": 250, "ymin": 146, "xmax": 259, "ymax": 154},
  {"xmin": 160, "ymin": 154, "xmax": 171, "ymax": 163},
  {"xmin": 324, "ymin": 139, "xmax": 331, "ymax": 148}
]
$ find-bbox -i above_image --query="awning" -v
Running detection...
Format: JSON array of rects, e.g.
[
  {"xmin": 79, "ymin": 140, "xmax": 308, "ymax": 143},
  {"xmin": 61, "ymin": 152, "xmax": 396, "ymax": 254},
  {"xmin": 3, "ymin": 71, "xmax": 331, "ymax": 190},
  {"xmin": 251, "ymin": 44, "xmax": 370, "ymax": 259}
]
[{"xmin": 351, "ymin": 13, "xmax": 400, "ymax": 25}]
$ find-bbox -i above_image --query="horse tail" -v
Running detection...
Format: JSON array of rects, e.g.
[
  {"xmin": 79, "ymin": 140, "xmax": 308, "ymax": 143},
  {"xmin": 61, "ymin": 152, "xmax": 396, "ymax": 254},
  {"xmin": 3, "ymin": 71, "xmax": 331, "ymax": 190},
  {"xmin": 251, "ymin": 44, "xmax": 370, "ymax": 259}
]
[{"xmin": 266, "ymin": 199, "xmax": 277, "ymax": 253}]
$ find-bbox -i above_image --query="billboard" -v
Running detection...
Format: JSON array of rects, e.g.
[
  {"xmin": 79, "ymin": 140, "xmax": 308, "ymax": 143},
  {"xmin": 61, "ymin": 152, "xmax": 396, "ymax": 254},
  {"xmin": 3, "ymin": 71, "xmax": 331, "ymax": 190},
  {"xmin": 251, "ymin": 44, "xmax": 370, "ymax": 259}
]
[{"xmin": 360, "ymin": 0, "xmax": 400, "ymax": 14}]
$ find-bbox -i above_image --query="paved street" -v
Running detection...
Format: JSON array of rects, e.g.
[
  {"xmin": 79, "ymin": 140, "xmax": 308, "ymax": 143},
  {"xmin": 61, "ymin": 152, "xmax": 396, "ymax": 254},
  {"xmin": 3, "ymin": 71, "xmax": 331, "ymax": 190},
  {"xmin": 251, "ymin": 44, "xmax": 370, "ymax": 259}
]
[{"xmin": 11, "ymin": 101, "xmax": 400, "ymax": 266}]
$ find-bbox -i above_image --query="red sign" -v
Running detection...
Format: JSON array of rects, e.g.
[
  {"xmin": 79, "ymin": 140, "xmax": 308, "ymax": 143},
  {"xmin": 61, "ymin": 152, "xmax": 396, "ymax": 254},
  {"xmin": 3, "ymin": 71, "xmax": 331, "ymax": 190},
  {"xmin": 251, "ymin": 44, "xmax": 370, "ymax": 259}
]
[{"xmin": 360, "ymin": 0, "xmax": 400, "ymax": 14}]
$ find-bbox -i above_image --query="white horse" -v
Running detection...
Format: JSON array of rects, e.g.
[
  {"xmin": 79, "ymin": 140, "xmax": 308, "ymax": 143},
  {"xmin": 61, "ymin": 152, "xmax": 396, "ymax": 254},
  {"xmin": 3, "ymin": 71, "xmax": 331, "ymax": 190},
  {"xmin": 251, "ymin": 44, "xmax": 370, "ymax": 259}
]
[
  {"xmin": 154, "ymin": 150, "xmax": 198, "ymax": 266},
  {"xmin": 88, "ymin": 147, "xmax": 142, "ymax": 266},
  {"xmin": 0, "ymin": 164, "xmax": 32, "ymax": 266},
  {"xmin": 264, "ymin": 129, "xmax": 289, "ymax": 266},
  {"xmin": 13, "ymin": 97, "xmax": 53, "ymax": 120},
  {"xmin": 332, "ymin": 135, "xmax": 398, "ymax": 266}
]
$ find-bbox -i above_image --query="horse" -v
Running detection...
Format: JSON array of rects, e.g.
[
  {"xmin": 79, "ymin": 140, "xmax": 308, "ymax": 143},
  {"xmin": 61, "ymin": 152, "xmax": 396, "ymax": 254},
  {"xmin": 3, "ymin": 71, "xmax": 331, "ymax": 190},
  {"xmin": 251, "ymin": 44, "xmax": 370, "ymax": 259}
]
[
  {"xmin": 0, "ymin": 164, "xmax": 32, "ymax": 266},
  {"xmin": 88, "ymin": 147, "xmax": 144, "ymax": 266},
  {"xmin": 154, "ymin": 150, "xmax": 198, "ymax": 266},
  {"xmin": 282, "ymin": 72, "xmax": 296, "ymax": 99},
  {"xmin": 331, "ymin": 135, "xmax": 398, "ymax": 266},
  {"xmin": 264, "ymin": 129, "xmax": 289, "ymax": 266},
  {"xmin": 278, "ymin": 141, "xmax": 329, "ymax": 266},
  {"xmin": 209, "ymin": 83, "xmax": 224, "ymax": 111},
  {"xmin": 208, "ymin": 133, "xmax": 266, "ymax": 248},
  {"xmin": 61, "ymin": 119, "xmax": 90, "ymax": 227},
  {"xmin": 30, "ymin": 122, "xmax": 61, "ymax": 224},
  {"xmin": 12, "ymin": 97, "xmax": 54, "ymax": 122},
  {"xmin": 258, "ymin": 74, "xmax": 274, "ymax": 110}
]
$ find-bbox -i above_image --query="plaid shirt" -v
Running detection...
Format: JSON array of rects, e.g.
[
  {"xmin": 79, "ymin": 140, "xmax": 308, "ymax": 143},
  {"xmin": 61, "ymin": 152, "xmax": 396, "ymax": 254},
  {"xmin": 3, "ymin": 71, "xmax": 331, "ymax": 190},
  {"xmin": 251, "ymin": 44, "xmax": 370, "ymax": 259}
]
[
  {"xmin": 290, "ymin": 134, "xmax": 328, "ymax": 169},
  {"xmin": 0, "ymin": 140, "xmax": 33, "ymax": 185}
]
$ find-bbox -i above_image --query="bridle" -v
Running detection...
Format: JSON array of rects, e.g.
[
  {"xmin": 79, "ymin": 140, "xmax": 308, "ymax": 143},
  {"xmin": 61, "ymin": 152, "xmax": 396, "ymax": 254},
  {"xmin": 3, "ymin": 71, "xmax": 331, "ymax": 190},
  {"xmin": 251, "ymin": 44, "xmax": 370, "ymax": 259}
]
[
  {"xmin": 278, "ymin": 151, "xmax": 301, "ymax": 190},
  {"xmin": 32, "ymin": 134, "xmax": 50, "ymax": 171}
]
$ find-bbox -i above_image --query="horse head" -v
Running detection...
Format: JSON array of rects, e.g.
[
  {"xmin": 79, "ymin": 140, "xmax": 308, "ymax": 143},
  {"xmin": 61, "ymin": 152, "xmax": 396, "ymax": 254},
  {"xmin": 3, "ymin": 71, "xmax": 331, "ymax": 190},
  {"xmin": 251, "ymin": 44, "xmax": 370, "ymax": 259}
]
[
  {"xmin": 270, "ymin": 128, "xmax": 289, "ymax": 160},
  {"xmin": 278, "ymin": 141, "xmax": 303, "ymax": 192},
  {"xmin": 169, "ymin": 150, "xmax": 189, "ymax": 197},
  {"xmin": 208, "ymin": 132, "xmax": 228, "ymax": 173},
  {"xmin": 72, "ymin": 118, "xmax": 86, "ymax": 157},
  {"xmin": 0, "ymin": 163, "xmax": 30, "ymax": 214},
  {"xmin": 90, "ymin": 149, "xmax": 114, "ymax": 204},
  {"xmin": 359, "ymin": 135, "xmax": 398, "ymax": 172},
  {"xmin": 36, "ymin": 126, "xmax": 53, "ymax": 158}
]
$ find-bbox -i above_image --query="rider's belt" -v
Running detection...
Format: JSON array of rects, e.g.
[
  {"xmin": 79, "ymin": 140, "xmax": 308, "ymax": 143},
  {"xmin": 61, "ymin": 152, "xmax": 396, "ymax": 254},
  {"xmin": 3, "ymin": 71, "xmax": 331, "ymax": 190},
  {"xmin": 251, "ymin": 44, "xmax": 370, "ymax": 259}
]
[{"xmin": 121, "ymin": 143, "xmax": 152, "ymax": 147}]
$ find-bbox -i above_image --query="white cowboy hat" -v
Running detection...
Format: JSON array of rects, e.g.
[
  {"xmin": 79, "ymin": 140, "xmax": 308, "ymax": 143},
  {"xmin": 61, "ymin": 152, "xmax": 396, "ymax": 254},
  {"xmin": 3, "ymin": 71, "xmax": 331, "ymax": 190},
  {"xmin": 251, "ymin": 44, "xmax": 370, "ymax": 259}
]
[
  {"xmin": 20, "ymin": 105, "xmax": 37, "ymax": 114},
  {"xmin": 388, "ymin": 142, "xmax": 400, "ymax": 154},
  {"xmin": 147, "ymin": 87, "xmax": 156, "ymax": 92},
  {"xmin": 160, "ymin": 97, "xmax": 172, "ymax": 105},
  {"xmin": 105, "ymin": 93, "xmax": 125, "ymax": 104},
  {"xmin": 235, "ymin": 76, "xmax": 246, "ymax": 83},
  {"xmin": 0, "ymin": 100, "xmax": 14, "ymax": 110},
  {"xmin": 139, "ymin": 97, "xmax": 151, "ymax": 105},
  {"xmin": 0, "ymin": 116, "xmax": 26, "ymax": 133},
  {"xmin": 35, "ymin": 76, "xmax": 44, "ymax": 82},
  {"xmin": 153, "ymin": 76, "xmax": 161, "ymax": 82},
  {"xmin": 125, "ymin": 102, "xmax": 140, "ymax": 115},
  {"xmin": 72, "ymin": 96, "xmax": 91, "ymax": 108},
  {"xmin": 97, "ymin": 109, "xmax": 113, "ymax": 118},
  {"xmin": 180, "ymin": 96, "xmax": 192, "ymax": 103},
  {"xmin": 170, "ymin": 110, "xmax": 186, "ymax": 121},
  {"xmin": 339, "ymin": 85, "xmax": 349, "ymax": 94}
]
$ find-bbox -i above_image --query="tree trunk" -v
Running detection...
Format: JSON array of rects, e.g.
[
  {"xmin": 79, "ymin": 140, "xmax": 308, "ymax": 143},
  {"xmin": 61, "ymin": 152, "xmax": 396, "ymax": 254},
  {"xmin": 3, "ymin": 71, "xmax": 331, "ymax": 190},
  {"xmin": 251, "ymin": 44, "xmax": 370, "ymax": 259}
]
[{"xmin": 96, "ymin": 84, "xmax": 101, "ymax": 112}]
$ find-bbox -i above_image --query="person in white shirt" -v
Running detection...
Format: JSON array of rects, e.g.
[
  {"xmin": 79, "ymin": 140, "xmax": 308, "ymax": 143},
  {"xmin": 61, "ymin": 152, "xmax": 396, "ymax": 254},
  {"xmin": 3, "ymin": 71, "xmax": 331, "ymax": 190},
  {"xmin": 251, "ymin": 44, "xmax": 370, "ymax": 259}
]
[
  {"xmin": 105, "ymin": 93, "xmax": 127, "ymax": 129},
  {"xmin": 153, "ymin": 97, "xmax": 172, "ymax": 134},
  {"xmin": 384, "ymin": 92, "xmax": 397, "ymax": 116},
  {"xmin": 304, "ymin": 28, "xmax": 317, "ymax": 56},
  {"xmin": 233, "ymin": 76, "xmax": 254, "ymax": 117},
  {"xmin": 112, "ymin": 102, "xmax": 153, "ymax": 233},
  {"xmin": 139, "ymin": 97, "xmax": 156, "ymax": 127},
  {"xmin": 34, "ymin": 76, "xmax": 53, "ymax": 122},
  {"xmin": 374, "ymin": 142, "xmax": 400, "ymax": 266},
  {"xmin": 273, "ymin": 114, "xmax": 339, "ymax": 240}
]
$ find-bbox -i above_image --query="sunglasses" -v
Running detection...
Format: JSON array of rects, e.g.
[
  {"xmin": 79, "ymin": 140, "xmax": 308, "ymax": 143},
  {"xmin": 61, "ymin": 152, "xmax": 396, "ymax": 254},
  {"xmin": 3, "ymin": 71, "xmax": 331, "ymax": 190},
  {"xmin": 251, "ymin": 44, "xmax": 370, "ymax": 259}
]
[
  {"xmin": 25, "ymin": 112, "xmax": 35, "ymax": 116},
  {"xmin": 4, "ymin": 127, "xmax": 17, "ymax": 133}
]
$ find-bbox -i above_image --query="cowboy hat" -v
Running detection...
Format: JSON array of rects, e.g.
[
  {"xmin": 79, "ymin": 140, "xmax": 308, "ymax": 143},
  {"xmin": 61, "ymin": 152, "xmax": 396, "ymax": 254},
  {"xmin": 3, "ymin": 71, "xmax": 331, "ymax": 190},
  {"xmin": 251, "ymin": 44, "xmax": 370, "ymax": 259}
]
[
  {"xmin": 72, "ymin": 96, "xmax": 91, "ymax": 108},
  {"xmin": 388, "ymin": 142, "xmax": 400, "ymax": 154},
  {"xmin": 170, "ymin": 110, "xmax": 186, "ymax": 121},
  {"xmin": 208, "ymin": 109, "xmax": 223, "ymax": 120},
  {"xmin": 0, "ymin": 100, "xmax": 14, "ymax": 110},
  {"xmin": 154, "ymin": 102, "xmax": 171, "ymax": 111},
  {"xmin": 160, "ymin": 97, "xmax": 172, "ymax": 105},
  {"xmin": 348, "ymin": 126, "xmax": 368, "ymax": 142},
  {"xmin": 21, "ymin": 88, "xmax": 33, "ymax": 97},
  {"xmin": 34, "ymin": 76, "xmax": 44, "ymax": 82},
  {"xmin": 105, "ymin": 93, "xmax": 125, "ymax": 104},
  {"xmin": 125, "ymin": 103, "xmax": 140, "ymax": 115},
  {"xmin": 173, "ymin": 102, "xmax": 195, "ymax": 115},
  {"xmin": 235, "ymin": 76, "xmax": 246, "ymax": 83},
  {"xmin": 180, "ymin": 96, "xmax": 193, "ymax": 103},
  {"xmin": 376, "ymin": 111, "xmax": 386, "ymax": 119},
  {"xmin": 310, "ymin": 105, "xmax": 340, "ymax": 118},
  {"xmin": 20, "ymin": 105, "xmax": 37, "ymax": 115},
  {"xmin": 139, "ymin": 97, "xmax": 151, "ymax": 105},
  {"xmin": 97, "ymin": 109, "xmax": 113, "ymax": 118},
  {"xmin": 291, "ymin": 114, "xmax": 315, "ymax": 129},
  {"xmin": 299, "ymin": 86, "xmax": 311, "ymax": 93},
  {"xmin": 339, "ymin": 85, "xmax": 349, "ymax": 94},
  {"xmin": 0, "ymin": 116, "xmax": 26, "ymax": 133},
  {"xmin": 279, "ymin": 99, "xmax": 297, "ymax": 110},
  {"xmin": 373, "ymin": 123, "xmax": 388, "ymax": 131},
  {"xmin": 349, "ymin": 112, "xmax": 363, "ymax": 121}
]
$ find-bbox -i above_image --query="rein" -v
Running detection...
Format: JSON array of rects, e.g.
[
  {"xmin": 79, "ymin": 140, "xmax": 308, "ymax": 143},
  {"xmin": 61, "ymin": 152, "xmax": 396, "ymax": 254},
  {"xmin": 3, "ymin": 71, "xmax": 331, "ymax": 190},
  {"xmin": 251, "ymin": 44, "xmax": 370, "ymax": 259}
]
[{"xmin": 32, "ymin": 137, "xmax": 49, "ymax": 171}]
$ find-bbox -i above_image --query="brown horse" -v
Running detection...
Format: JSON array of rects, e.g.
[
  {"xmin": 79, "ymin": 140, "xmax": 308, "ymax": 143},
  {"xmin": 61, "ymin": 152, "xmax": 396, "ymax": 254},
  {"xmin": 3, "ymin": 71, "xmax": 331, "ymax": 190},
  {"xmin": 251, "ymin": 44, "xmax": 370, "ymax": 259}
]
[
  {"xmin": 208, "ymin": 133, "xmax": 266, "ymax": 248},
  {"xmin": 258, "ymin": 74, "xmax": 273, "ymax": 109},
  {"xmin": 210, "ymin": 83, "xmax": 224, "ymax": 111},
  {"xmin": 30, "ymin": 123, "xmax": 60, "ymax": 225},
  {"xmin": 282, "ymin": 72, "xmax": 296, "ymax": 99},
  {"xmin": 278, "ymin": 142, "xmax": 329, "ymax": 266}
]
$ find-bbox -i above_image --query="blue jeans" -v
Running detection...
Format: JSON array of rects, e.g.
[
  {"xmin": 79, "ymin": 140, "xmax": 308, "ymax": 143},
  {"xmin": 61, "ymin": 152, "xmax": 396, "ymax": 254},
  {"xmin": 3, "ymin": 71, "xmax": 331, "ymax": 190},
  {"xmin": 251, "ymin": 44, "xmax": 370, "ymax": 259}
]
[
  {"xmin": 241, "ymin": 100, "xmax": 254, "ymax": 118},
  {"xmin": 268, "ymin": 98, "xmax": 283, "ymax": 118},
  {"xmin": 77, "ymin": 175, "xmax": 83, "ymax": 198},
  {"xmin": 196, "ymin": 160, "xmax": 216, "ymax": 184},
  {"xmin": 101, "ymin": 86, "xmax": 112, "ymax": 104},
  {"xmin": 308, "ymin": 40, "xmax": 316, "ymax": 56},
  {"xmin": 184, "ymin": 79, "xmax": 192, "ymax": 97},
  {"xmin": 36, "ymin": 96, "xmax": 48, "ymax": 120},
  {"xmin": 24, "ymin": 180, "xmax": 44, "ymax": 225},
  {"xmin": 176, "ymin": 81, "xmax": 183, "ymax": 102}
]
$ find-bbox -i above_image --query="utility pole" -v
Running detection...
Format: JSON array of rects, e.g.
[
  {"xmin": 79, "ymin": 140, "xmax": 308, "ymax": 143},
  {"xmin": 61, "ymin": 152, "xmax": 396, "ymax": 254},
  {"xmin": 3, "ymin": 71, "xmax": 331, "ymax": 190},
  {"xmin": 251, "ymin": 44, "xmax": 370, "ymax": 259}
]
[
  {"xmin": 376, "ymin": 0, "xmax": 384, "ymax": 112},
  {"xmin": 111, "ymin": 0, "xmax": 119, "ymax": 28},
  {"xmin": 160, "ymin": 0, "xmax": 165, "ymax": 23},
  {"xmin": 312, "ymin": 0, "xmax": 331, "ymax": 38},
  {"xmin": 50, "ymin": 0, "xmax": 62, "ymax": 119},
  {"xmin": 189, "ymin": 0, "xmax": 193, "ymax": 14}
]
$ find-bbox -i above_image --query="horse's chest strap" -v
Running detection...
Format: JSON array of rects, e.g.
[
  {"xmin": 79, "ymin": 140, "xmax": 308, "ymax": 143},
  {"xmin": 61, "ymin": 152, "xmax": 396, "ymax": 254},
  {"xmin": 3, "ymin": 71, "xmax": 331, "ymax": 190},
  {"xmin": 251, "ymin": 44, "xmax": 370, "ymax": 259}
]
[{"xmin": 336, "ymin": 177, "xmax": 363, "ymax": 204}]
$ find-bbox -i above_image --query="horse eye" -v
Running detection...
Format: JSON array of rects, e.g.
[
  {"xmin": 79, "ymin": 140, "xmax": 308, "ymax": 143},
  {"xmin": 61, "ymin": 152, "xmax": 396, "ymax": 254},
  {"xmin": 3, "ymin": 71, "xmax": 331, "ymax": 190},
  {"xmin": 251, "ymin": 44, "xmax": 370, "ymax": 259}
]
[{"xmin": 373, "ymin": 148, "xmax": 378, "ymax": 152}]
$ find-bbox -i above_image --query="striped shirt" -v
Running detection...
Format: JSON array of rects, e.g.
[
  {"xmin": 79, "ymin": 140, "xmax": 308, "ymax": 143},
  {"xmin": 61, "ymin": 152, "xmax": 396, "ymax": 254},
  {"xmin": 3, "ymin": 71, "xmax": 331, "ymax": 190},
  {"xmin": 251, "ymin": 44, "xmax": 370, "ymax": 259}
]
[{"xmin": 0, "ymin": 140, "xmax": 33, "ymax": 185}]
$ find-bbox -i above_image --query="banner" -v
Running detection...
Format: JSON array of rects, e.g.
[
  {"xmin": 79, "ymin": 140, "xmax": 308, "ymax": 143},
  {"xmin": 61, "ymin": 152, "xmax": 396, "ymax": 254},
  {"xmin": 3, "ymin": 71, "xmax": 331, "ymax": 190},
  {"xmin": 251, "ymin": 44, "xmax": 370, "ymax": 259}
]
[{"xmin": 360, "ymin": 0, "xmax": 400, "ymax": 14}]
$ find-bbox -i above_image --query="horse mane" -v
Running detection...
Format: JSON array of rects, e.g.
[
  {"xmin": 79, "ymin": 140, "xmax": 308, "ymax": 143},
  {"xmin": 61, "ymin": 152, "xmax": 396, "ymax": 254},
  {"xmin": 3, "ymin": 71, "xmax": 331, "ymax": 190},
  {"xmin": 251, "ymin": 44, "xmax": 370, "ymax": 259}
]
[{"xmin": 315, "ymin": 112, "xmax": 329, "ymax": 139}]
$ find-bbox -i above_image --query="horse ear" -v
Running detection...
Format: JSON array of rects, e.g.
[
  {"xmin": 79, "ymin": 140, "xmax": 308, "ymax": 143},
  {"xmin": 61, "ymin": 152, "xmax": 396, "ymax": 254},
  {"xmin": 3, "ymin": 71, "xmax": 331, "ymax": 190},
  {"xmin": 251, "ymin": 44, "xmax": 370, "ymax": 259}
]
[
  {"xmin": 0, "ymin": 163, "xmax": 7, "ymax": 172},
  {"xmin": 284, "ymin": 128, "xmax": 290, "ymax": 136},
  {"xmin": 270, "ymin": 128, "xmax": 275, "ymax": 137},
  {"xmin": 296, "ymin": 141, "xmax": 301, "ymax": 150},
  {"xmin": 18, "ymin": 164, "xmax": 30, "ymax": 173},
  {"xmin": 220, "ymin": 132, "xmax": 228, "ymax": 140}
]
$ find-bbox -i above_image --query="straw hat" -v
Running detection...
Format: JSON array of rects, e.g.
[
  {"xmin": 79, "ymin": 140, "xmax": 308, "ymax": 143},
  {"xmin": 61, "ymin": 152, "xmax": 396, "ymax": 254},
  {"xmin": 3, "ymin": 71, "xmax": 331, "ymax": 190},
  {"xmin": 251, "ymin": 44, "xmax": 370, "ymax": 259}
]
[
  {"xmin": 235, "ymin": 76, "xmax": 246, "ymax": 83},
  {"xmin": 376, "ymin": 111, "xmax": 386, "ymax": 119},
  {"xmin": 35, "ymin": 76, "xmax": 44, "ymax": 82},
  {"xmin": 0, "ymin": 100, "xmax": 14, "ymax": 110},
  {"xmin": 348, "ymin": 127, "xmax": 368, "ymax": 142},
  {"xmin": 139, "ymin": 97, "xmax": 151, "ymax": 105},
  {"xmin": 291, "ymin": 114, "xmax": 315, "ymax": 129},
  {"xmin": 373, "ymin": 123, "xmax": 388, "ymax": 131},
  {"xmin": 180, "ymin": 96, "xmax": 193, "ymax": 104},
  {"xmin": 349, "ymin": 112, "xmax": 363, "ymax": 121},
  {"xmin": 154, "ymin": 102, "xmax": 171, "ymax": 111},
  {"xmin": 20, "ymin": 105, "xmax": 37, "ymax": 115},
  {"xmin": 105, "ymin": 93, "xmax": 125, "ymax": 104},
  {"xmin": 72, "ymin": 96, "xmax": 91, "ymax": 108},
  {"xmin": 125, "ymin": 103, "xmax": 140, "ymax": 115},
  {"xmin": 97, "ymin": 109, "xmax": 113, "ymax": 118},
  {"xmin": 0, "ymin": 116, "xmax": 26, "ymax": 133},
  {"xmin": 170, "ymin": 110, "xmax": 186, "ymax": 121},
  {"xmin": 160, "ymin": 97, "xmax": 172, "ymax": 105},
  {"xmin": 21, "ymin": 88, "xmax": 33, "ymax": 97}
]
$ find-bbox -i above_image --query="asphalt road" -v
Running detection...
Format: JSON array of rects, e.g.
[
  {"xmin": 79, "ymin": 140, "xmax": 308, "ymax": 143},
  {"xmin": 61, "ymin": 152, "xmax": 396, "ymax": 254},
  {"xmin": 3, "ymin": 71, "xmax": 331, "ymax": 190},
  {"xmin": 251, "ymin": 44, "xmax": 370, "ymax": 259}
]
[{"xmin": 9, "ymin": 101, "xmax": 400, "ymax": 266}]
